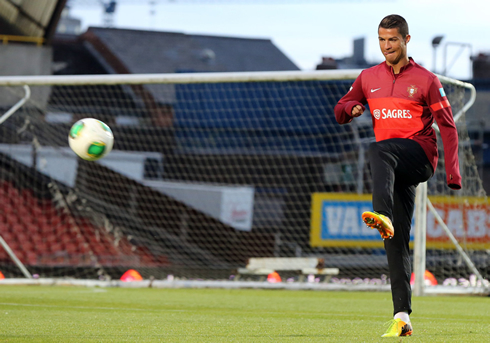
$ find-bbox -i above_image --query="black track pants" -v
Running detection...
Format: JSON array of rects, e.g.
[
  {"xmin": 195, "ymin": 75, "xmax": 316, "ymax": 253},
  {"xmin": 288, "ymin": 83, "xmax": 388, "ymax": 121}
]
[{"xmin": 368, "ymin": 138, "xmax": 433, "ymax": 316}]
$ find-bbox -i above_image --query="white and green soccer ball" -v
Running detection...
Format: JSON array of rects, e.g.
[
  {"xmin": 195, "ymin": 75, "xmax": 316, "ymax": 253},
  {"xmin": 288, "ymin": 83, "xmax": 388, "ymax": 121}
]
[{"xmin": 68, "ymin": 118, "xmax": 114, "ymax": 161}]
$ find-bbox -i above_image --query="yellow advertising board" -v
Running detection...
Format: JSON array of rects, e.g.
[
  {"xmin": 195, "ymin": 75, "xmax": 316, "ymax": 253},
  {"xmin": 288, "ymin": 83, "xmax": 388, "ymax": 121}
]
[{"xmin": 310, "ymin": 193, "xmax": 490, "ymax": 249}]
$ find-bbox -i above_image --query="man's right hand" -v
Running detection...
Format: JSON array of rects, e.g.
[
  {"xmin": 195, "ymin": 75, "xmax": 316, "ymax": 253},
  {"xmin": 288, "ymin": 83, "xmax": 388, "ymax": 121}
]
[{"xmin": 351, "ymin": 105, "xmax": 364, "ymax": 117}]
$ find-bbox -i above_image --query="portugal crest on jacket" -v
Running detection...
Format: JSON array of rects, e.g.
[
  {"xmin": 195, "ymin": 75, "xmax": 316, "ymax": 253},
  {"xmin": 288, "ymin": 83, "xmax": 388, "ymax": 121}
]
[{"xmin": 407, "ymin": 85, "xmax": 418, "ymax": 98}]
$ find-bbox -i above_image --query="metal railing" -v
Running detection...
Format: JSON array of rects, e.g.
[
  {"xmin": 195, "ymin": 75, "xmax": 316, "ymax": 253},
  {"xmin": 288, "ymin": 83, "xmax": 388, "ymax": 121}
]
[{"xmin": 0, "ymin": 34, "xmax": 44, "ymax": 46}]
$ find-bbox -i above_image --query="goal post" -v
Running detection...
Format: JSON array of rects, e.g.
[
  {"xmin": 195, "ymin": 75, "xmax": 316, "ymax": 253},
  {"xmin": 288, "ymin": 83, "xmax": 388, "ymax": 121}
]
[
  {"xmin": 413, "ymin": 75, "xmax": 488, "ymax": 296},
  {"xmin": 0, "ymin": 70, "xmax": 486, "ymax": 293}
]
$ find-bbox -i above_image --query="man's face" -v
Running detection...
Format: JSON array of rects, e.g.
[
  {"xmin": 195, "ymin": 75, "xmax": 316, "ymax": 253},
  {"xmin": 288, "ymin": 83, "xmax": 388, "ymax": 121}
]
[{"xmin": 378, "ymin": 27, "xmax": 410, "ymax": 66}]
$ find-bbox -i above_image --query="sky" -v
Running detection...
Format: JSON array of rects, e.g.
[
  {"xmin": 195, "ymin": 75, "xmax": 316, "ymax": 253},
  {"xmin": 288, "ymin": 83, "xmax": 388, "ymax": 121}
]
[{"xmin": 68, "ymin": 0, "xmax": 489, "ymax": 80}]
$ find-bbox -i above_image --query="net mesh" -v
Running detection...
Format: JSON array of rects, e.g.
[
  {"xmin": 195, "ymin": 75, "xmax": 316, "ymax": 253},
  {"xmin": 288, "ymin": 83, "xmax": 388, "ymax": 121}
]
[
  {"xmin": 0, "ymin": 72, "xmax": 486, "ymax": 286},
  {"xmin": 426, "ymin": 82, "xmax": 488, "ymax": 287}
]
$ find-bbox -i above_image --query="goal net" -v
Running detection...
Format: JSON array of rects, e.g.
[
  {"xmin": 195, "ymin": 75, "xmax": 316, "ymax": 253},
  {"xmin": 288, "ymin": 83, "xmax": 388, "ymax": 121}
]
[{"xmin": 0, "ymin": 70, "xmax": 486, "ymax": 290}]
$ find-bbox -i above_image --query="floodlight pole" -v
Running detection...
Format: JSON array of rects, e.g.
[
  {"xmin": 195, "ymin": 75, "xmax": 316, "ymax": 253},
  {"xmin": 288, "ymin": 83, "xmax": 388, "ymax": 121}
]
[{"xmin": 432, "ymin": 36, "xmax": 444, "ymax": 74}]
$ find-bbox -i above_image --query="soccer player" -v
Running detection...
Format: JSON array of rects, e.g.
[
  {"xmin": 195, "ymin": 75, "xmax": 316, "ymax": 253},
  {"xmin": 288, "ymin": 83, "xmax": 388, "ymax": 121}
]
[{"xmin": 334, "ymin": 14, "xmax": 461, "ymax": 337}]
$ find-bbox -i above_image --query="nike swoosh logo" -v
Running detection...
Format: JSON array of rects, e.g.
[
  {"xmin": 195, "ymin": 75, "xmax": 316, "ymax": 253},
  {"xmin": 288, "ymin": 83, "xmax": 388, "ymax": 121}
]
[{"xmin": 371, "ymin": 88, "xmax": 381, "ymax": 93}]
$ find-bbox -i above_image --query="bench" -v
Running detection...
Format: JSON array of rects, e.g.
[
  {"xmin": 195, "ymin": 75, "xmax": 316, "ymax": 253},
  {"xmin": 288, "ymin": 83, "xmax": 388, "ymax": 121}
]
[{"xmin": 235, "ymin": 257, "xmax": 339, "ymax": 282}]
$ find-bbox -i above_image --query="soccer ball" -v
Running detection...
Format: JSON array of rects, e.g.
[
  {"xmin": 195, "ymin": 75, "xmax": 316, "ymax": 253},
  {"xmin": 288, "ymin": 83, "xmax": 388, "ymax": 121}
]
[{"xmin": 68, "ymin": 118, "xmax": 114, "ymax": 161}]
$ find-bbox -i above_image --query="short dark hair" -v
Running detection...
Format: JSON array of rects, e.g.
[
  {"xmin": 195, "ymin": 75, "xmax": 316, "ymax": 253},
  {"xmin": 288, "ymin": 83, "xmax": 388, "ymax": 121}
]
[{"xmin": 379, "ymin": 14, "xmax": 409, "ymax": 38}]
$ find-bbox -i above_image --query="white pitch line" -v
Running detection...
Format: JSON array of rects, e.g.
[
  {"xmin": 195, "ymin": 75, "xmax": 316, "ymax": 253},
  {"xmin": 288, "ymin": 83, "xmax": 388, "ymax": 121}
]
[{"xmin": 0, "ymin": 302, "xmax": 186, "ymax": 312}]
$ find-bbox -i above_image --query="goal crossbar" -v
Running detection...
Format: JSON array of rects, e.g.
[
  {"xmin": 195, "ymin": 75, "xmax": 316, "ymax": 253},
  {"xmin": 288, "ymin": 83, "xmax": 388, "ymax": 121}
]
[{"xmin": 0, "ymin": 70, "xmax": 364, "ymax": 87}]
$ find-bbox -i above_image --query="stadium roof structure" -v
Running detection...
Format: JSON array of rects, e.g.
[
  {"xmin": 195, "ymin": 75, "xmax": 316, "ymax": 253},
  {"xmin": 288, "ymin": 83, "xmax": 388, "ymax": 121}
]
[
  {"xmin": 0, "ymin": 0, "xmax": 67, "ymax": 43},
  {"xmin": 50, "ymin": 27, "xmax": 301, "ymax": 127},
  {"xmin": 55, "ymin": 27, "xmax": 299, "ymax": 75}
]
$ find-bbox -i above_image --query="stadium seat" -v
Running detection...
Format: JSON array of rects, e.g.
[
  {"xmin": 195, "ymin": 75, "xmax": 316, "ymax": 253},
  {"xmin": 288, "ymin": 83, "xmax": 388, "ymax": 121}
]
[
  {"xmin": 50, "ymin": 242, "xmax": 63, "ymax": 253},
  {"xmin": 64, "ymin": 243, "xmax": 78, "ymax": 254},
  {"xmin": 15, "ymin": 230, "xmax": 29, "ymax": 243},
  {"xmin": 50, "ymin": 216, "xmax": 62, "ymax": 227},
  {"xmin": 5, "ymin": 213, "xmax": 18, "ymax": 226},
  {"xmin": 0, "ymin": 231, "xmax": 15, "ymax": 244},
  {"xmin": 0, "ymin": 248, "xmax": 9, "ymax": 261},
  {"xmin": 34, "ymin": 241, "xmax": 50, "ymax": 254}
]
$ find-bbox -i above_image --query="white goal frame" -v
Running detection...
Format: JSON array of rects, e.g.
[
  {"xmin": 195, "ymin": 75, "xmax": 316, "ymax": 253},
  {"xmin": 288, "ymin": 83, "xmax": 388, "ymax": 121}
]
[
  {"xmin": 412, "ymin": 76, "xmax": 483, "ymax": 296},
  {"xmin": 0, "ymin": 70, "xmax": 485, "ymax": 294}
]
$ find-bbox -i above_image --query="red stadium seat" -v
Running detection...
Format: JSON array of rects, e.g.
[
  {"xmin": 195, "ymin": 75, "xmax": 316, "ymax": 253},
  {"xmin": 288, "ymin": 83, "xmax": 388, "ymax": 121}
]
[
  {"xmin": 34, "ymin": 241, "xmax": 50, "ymax": 254},
  {"xmin": 0, "ymin": 231, "xmax": 15, "ymax": 245},
  {"xmin": 22, "ymin": 240, "xmax": 35, "ymax": 252},
  {"xmin": 64, "ymin": 243, "xmax": 79, "ymax": 254},
  {"xmin": 0, "ymin": 222, "xmax": 8, "ymax": 234},
  {"xmin": 50, "ymin": 216, "xmax": 62, "ymax": 227},
  {"xmin": 2, "ymin": 204, "xmax": 14, "ymax": 216},
  {"xmin": 0, "ymin": 248, "xmax": 9, "ymax": 261},
  {"xmin": 5, "ymin": 213, "xmax": 19, "ymax": 226},
  {"xmin": 7, "ymin": 186, "xmax": 20, "ymax": 199},
  {"xmin": 50, "ymin": 242, "xmax": 63, "ymax": 253},
  {"xmin": 25, "ymin": 251, "xmax": 39, "ymax": 265},
  {"xmin": 14, "ymin": 227, "xmax": 28, "ymax": 239}
]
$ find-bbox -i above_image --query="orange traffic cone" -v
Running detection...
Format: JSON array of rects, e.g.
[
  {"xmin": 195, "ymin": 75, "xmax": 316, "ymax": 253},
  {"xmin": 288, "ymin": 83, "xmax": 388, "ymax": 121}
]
[
  {"xmin": 267, "ymin": 271, "xmax": 282, "ymax": 283},
  {"xmin": 0, "ymin": 271, "xmax": 4, "ymax": 280},
  {"xmin": 410, "ymin": 270, "xmax": 438, "ymax": 286},
  {"xmin": 120, "ymin": 269, "xmax": 143, "ymax": 282}
]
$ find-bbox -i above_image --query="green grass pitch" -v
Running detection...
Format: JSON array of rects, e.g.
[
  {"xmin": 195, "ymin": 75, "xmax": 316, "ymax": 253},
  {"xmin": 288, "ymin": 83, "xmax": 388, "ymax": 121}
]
[{"xmin": 0, "ymin": 285, "xmax": 488, "ymax": 342}]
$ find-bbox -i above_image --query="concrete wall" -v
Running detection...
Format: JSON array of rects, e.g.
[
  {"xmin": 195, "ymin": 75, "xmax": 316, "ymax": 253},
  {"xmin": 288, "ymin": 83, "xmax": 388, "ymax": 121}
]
[{"xmin": 0, "ymin": 44, "xmax": 52, "ymax": 108}]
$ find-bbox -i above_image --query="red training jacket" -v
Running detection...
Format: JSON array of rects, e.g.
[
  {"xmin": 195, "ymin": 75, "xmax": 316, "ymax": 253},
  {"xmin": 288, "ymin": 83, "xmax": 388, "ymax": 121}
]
[{"xmin": 334, "ymin": 58, "xmax": 461, "ymax": 189}]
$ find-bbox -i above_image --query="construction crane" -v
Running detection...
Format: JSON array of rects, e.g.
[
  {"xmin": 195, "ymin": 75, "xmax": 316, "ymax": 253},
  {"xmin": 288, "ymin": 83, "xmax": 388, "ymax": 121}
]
[
  {"xmin": 66, "ymin": 0, "xmax": 158, "ymax": 27},
  {"xmin": 66, "ymin": 0, "xmax": 394, "ymax": 28}
]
